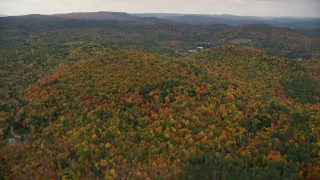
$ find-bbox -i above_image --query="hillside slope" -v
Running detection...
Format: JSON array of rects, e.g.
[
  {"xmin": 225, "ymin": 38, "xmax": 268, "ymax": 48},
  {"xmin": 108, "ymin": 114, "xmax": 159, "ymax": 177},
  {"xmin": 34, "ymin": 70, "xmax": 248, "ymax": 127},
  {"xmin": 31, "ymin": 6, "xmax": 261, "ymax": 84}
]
[
  {"xmin": 212, "ymin": 24, "xmax": 320, "ymax": 60},
  {"xmin": 1, "ymin": 15, "xmax": 319, "ymax": 60},
  {"xmin": 1, "ymin": 46, "xmax": 319, "ymax": 179}
]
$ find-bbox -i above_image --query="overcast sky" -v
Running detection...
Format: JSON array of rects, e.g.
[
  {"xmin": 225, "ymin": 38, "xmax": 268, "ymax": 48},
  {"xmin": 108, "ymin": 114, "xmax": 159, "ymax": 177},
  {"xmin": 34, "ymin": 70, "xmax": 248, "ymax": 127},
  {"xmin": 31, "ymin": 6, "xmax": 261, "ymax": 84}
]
[{"xmin": 0, "ymin": 0, "xmax": 319, "ymax": 17}]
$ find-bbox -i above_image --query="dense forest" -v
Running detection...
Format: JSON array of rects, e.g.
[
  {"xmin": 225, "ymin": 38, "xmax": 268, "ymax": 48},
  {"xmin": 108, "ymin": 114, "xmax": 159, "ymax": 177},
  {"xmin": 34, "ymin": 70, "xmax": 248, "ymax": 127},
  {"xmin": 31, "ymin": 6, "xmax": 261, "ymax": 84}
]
[{"xmin": 0, "ymin": 13, "xmax": 320, "ymax": 179}]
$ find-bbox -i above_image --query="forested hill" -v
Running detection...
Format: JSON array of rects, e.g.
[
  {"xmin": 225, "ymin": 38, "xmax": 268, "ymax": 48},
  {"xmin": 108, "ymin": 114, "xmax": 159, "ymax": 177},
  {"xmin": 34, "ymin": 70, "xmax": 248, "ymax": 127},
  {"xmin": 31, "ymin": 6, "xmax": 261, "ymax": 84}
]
[
  {"xmin": 213, "ymin": 24, "xmax": 320, "ymax": 59},
  {"xmin": 1, "ymin": 14, "xmax": 320, "ymax": 60},
  {"xmin": 1, "ymin": 46, "xmax": 319, "ymax": 178},
  {"xmin": 0, "ymin": 13, "xmax": 320, "ymax": 179}
]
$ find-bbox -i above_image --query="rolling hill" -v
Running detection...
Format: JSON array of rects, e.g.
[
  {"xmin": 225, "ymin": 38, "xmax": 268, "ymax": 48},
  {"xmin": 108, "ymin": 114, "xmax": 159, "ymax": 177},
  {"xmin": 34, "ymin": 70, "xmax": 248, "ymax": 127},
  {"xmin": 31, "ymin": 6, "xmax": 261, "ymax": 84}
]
[
  {"xmin": 1, "ymin": 46, "xmax": 320, "ymax": 179},
  {"xmin": 0, "ymin": 13, "xmax": 320, "ymax": 179},
  {"xmin": 1, "ymin": 14, "xmax": 319, "ymax": 59}
]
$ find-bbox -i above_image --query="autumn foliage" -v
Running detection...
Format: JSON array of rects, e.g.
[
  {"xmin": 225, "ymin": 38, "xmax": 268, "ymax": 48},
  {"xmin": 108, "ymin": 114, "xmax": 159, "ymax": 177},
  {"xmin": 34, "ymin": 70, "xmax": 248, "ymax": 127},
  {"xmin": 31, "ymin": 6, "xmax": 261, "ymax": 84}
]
[{"xmin": 1, "ymin": 46, "xmax": 319, "ymax": 179}]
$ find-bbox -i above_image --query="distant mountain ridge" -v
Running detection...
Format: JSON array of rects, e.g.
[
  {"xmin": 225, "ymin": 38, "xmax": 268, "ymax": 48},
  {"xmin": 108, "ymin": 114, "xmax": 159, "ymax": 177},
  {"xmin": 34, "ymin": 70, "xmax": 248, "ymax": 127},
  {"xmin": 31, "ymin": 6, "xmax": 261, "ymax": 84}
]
[
  {"xmin": 52, "ymin": 11, "xmax": 172, "ymax": 25},
  {"xmin": 0, "ymin": 12, "xmax": 173, "ymax": 26},
  {"xmin": 53, "ymin": 11, "xmax": 139, "ymax": 21},
  {"xmin": 135, "ymin": 13, "xmax": 320, "ymax": 28},
  {"xmin": 2, "ymin": 12, "xmax": 319, "ymax": 28}
]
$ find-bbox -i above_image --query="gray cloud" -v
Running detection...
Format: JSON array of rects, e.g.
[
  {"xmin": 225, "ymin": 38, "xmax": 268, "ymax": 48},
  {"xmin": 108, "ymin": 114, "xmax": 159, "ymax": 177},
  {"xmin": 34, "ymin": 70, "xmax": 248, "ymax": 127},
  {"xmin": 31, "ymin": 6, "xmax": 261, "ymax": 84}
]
[{"xmin": 0, "ymin": 0, "xmax": 319, "ymax": 17}]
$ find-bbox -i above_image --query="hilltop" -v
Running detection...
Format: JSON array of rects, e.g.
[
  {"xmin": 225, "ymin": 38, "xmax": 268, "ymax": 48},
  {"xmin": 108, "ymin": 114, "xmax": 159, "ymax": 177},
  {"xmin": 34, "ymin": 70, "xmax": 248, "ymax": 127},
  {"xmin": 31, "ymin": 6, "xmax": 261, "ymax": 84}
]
[{"xmin": 1, "ymin": 46, "xmax": 319, "ymax": 178}]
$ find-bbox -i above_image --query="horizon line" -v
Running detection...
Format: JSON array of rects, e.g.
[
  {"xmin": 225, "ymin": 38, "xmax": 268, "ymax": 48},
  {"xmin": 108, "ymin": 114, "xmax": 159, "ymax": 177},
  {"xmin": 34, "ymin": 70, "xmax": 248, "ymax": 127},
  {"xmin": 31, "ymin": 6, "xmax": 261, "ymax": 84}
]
[{"xmin": 1, "ymin": 11, "xmax": 320, "ymax": 19}]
